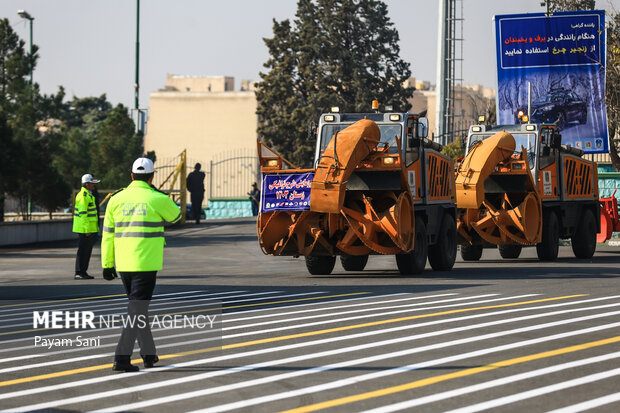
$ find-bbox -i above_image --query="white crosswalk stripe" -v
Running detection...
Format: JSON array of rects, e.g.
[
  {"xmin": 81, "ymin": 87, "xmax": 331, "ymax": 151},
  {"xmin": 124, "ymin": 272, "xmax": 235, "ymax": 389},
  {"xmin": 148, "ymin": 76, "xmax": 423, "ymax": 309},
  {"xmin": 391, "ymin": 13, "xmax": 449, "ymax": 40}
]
[{"xmin": 0, "ymin": 290, "xmax": 618, "ymax": 412}]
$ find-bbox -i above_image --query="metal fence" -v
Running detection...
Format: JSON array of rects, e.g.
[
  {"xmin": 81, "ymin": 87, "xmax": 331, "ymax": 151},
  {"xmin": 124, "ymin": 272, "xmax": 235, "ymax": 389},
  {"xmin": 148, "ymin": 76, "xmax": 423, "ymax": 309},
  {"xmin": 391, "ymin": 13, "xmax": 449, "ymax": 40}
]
[
  {"xmin": 156, "ymin": 148, "xmax": 259, "ymax": 204},
  {"xmin": 208, "ymin": 148, "xmax": 260, "ymax": 199}
]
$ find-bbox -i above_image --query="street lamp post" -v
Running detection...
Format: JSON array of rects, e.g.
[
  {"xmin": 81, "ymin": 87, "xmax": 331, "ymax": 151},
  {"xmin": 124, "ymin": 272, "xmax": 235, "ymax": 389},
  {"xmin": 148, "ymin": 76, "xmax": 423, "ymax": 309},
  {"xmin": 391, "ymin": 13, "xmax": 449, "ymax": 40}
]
[
  {"xmin": 17, "ymin": 10, "xmax": 34, "ymax": 219},
  {"xmin": 134, "ymin": 0, "xmax": 141, "ymax": 133},
  {"xmin": 17, "ymin": 10, "xmax": 34, "ymax": 87}
]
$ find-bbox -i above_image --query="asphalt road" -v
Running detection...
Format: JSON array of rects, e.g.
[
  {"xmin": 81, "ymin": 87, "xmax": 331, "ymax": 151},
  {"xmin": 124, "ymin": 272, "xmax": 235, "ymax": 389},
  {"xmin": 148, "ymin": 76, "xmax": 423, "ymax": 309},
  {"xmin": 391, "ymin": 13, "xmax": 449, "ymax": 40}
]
[{"xmin": 0, "ymin": 217, "xmax": 619, "ymax": 412}]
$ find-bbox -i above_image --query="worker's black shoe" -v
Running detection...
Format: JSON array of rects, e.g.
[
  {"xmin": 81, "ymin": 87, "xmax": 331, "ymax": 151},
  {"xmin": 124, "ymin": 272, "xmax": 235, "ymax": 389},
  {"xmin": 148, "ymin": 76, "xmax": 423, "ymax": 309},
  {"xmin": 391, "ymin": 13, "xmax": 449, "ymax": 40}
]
[
  {"xmin": 142, "ymin": 355, "xmax": 159, "ymax": 368},
  {"xmin": 112, "ymin": 361, "xmax": 139, "ymax": 372},
  {"xmin": 75, "ymin": 273, "xmax": 94, "ymax": 280}
]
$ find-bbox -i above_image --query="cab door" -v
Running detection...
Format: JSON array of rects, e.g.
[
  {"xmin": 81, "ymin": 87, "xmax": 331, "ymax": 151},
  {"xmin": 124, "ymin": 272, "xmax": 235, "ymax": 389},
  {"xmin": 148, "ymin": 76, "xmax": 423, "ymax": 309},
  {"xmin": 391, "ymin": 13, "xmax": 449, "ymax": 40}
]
[{"xmin": 404, "ymin": 116, "xmax": 425, "ymax": 204}]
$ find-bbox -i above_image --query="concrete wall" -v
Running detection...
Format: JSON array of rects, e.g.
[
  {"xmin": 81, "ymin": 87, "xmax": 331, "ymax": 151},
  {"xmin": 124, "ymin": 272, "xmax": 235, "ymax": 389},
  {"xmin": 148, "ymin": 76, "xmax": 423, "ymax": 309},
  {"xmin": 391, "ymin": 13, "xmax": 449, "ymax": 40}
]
[
  {"xmin": 0, "ymin": 219, "xmax": 75, "ymax": 246},
  {"xmin": 145, "ymin": 80, "xmax": 259, "ymax": 203}
]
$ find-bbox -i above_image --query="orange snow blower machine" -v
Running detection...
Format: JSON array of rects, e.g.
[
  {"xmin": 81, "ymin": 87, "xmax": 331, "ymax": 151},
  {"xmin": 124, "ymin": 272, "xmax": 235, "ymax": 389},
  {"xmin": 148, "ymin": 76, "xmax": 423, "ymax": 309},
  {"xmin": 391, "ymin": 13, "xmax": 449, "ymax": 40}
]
[{"xmin": 257, "ymin": 110, "xmax": 456, "ymax": 275}]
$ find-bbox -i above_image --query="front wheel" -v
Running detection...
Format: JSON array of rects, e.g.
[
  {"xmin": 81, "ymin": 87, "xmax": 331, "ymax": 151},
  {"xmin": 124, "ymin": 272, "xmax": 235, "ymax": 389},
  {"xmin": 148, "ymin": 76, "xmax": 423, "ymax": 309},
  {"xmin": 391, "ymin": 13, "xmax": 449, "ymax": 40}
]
[
  {"xmin": 396, "ymin": 216, "xmax": 427, "ymax": 275},
  {"xmin": 428, "ymin": 214, "xmax": 457, "ymax": 271},
  {"xmin": 460, "ymin": 245, "xmax": 483, "ymax": 261},
  {"xmin": 536, "ymin": 210, "xmax": 559, "ymax": 261},
  {"xmin": 305, "ymin": 256, "xmax": 336, "ymax": 275},
  {"xmin": 340, "ymin": 254, "xmax": 369, "ymax": 271},
  {"xmin": 498, "ymin": 245, "xmax": 522, "ymax": 259},
  {"xmin": 572, "ymin": 209, "xmax": 596, "ymax": 258}
]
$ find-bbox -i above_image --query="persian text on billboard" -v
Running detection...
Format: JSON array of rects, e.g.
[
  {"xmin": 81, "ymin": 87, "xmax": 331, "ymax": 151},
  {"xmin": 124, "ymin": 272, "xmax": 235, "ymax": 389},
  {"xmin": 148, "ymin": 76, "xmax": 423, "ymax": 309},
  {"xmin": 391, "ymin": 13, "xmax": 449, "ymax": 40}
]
[{"xmin": 495, "ymin": 10, "xmax": 608, "ymax": 154}]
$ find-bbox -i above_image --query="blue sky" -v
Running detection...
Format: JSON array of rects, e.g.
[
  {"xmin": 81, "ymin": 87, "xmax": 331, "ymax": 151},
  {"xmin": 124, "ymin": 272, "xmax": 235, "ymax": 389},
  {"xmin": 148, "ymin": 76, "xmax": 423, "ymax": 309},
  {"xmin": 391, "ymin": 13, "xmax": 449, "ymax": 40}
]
[{"xmin": 1, "ymin": 0, "xmax": 618, "ymax": 109}]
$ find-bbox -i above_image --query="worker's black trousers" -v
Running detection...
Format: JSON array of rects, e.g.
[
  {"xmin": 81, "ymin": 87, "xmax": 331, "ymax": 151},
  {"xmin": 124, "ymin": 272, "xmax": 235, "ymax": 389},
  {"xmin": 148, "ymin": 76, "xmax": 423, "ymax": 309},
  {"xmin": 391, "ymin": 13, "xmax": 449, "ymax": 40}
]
[
  {"xmin": 191, "ymin": 193, "xmax": 204, "ymax": 223},
  {"xmin": 75, "ymin": 233, "xmax": 97, "ymax": 275},
  {"xmin": 115, "ymin": 271, "xmax": 157, "ymax": 361}
]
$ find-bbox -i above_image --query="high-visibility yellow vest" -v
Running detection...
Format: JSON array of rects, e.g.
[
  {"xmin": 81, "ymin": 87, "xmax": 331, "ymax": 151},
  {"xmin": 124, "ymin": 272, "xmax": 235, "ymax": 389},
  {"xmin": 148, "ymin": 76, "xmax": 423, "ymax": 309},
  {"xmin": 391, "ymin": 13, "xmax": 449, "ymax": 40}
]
[
  {"xmin": 72, "ymin": 187, "xmax": 99, "ymax": 233},
  {"xmin": 101, "ymin": 180, "xmax": 182, "ymax": 271}
]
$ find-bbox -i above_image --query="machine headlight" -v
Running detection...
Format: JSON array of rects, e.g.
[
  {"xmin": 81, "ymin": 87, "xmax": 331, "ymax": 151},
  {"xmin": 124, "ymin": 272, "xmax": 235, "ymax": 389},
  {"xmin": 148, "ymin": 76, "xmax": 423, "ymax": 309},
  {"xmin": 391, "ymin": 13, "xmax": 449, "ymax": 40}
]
[{"xmin": 383, "ymin": 157, "xmax": 396, "ymax": 165}]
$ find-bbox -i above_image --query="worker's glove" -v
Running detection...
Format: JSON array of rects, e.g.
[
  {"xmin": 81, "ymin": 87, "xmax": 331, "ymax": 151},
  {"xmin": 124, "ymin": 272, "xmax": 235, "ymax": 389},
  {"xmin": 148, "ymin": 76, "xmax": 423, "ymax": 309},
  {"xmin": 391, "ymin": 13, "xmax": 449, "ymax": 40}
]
[{"xmin": 102, "ymin": 267, "xmax": 118, "ymax": 281}]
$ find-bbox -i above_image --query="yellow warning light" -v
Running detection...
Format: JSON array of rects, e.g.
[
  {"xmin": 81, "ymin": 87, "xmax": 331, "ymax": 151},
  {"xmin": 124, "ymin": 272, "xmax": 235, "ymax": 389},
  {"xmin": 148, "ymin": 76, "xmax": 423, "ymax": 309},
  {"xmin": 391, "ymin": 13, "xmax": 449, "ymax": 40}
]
[
  {"xmin": 522, "ymin": 115, "xmax": 529, "ymax": 123},
  {"xmin": 372, "ymin": 99, "xmax": 379, "ymax": 110},
  {"xmin": 477, "ymin": 115, "xmax": 486, "ymax": 123},
  {"xmin": 517, "ymin": 110, "xmax": 525, "ymax": 118}
]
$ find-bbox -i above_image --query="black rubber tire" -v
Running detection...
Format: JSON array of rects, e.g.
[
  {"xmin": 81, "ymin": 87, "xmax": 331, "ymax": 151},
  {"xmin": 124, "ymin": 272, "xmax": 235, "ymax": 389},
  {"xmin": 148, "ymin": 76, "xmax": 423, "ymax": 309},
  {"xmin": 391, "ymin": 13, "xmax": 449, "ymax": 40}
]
[
  {"xmin": 498, "ymin": 245, "xmax": 522, "ymax": 259},
  {"xmin": 305, "ymin": 256, "xmax": 336, "ymax": 275},
  {"xmin": 536, "ymin": 210, "xmax": 559, "ymax": 261},
  {"xmin": 571, "ymin": 209, "xmax": 597, "ymax": 259},
  {"xmin": 340, "ymin": 254, "xmax": 369, "ymax": 271},
  {"xmin": 428, "ymin": 214, "xmax": 457, "ymax": 271},
  {"xmin": 396, "ymin": 216, "xmax": 427, "ymax": 275},
  {"xmin": 460, "ymin": 244, "xmax": 483, "ymax": 261}
]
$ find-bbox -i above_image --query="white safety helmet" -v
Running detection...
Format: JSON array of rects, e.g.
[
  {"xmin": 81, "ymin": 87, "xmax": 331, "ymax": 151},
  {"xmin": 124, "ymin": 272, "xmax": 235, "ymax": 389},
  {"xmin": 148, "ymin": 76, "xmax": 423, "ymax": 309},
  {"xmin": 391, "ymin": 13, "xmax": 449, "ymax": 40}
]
[
  {"xmin": 81, "ymin": 174, "xmax": 101, "ymax": 184},
  {"xmin": 132, "ymin": 157, "xmax": 155, "ymax": 174}
]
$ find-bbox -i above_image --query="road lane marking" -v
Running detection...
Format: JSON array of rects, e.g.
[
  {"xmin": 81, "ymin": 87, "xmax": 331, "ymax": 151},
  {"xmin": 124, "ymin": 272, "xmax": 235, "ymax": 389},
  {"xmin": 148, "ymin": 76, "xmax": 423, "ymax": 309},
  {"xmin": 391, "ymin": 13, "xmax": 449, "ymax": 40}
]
[
  {"xmin": 0, "ymin": 290, "xmax": 205, "ymax": 312},
  {"xmin": 546, "ymin": 392, "xmax": 620, "ymax": 413},
  {"xmin": 445, "ymin": 367, "xmax": 620, "ymax": 413},
  {"xmin": 11, "ymin": 298, "xmax": 617, "ymax": 412},
  {"xmin": 0, "ymin": 290, "xmax": 269, "ymax": 324},
  {"xmin": 361, "ymin": 352, "xmax": 620, "ymax": 412},
  {"xmin": 0, "ymin": 292, "xmax": 416, "ymax": 356},
  {"xmin": 0, "ymin": 290, "xmax": 321, "ymax": 329},
  {"xmin": 0, "ymin": 295, "xmax": 610, "ymax": 404},
  {"xmin": 279, "ymin": 335, "xmax": 620, "ymax": 413},
  {"xmin": 0, "ymin": 293, "xmax": 521, "ymax": 370},
  {"xmin": 86, "ymin": 318, "xmax": 620, "ymax": 413},
  {"xmin": 0, "ymin": 291, "xmax": 365, "ymax": 336}
]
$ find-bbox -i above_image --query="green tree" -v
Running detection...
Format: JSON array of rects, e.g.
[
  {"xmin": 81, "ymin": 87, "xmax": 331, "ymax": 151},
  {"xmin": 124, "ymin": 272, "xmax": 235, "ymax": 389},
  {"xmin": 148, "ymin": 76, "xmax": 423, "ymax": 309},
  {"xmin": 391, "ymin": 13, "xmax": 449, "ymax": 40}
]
[
  {"xmin": 256, "ymin": 0, "xmax": 413, "ymax": 167},
  {"xmin": 91, "ymin": 104, "xmax": 144, "ymax": 189},
  {"xmin": 441, "ymin": 140, "xmax": 464, "ymax": 160},
  {"xmin": 540, "ymin": 0, "xmax": 595, "ymax": 12},
  {"xmin": 0, "ymin": 18, "xmax": 35, "ymax": 220}
]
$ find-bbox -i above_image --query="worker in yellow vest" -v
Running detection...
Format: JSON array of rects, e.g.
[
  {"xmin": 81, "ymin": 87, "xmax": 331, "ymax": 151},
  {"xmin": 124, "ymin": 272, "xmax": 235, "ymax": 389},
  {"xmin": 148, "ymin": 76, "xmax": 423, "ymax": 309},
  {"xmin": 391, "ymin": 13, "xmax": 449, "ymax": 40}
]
[
  {"xmin": 101, "ymin": 157, "xmax": 181, "ymax": 372},
  {"xmin": 73, "ymin": 173, "xmax": 100, "ymax": 280}
]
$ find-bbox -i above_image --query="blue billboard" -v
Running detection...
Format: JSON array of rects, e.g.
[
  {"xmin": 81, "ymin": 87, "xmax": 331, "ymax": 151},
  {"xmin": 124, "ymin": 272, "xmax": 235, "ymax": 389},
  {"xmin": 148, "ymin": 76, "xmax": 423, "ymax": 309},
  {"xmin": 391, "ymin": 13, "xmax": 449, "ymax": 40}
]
[
  {"xmin": 261, "ymin": 172, "xmax": 314, "ymax": 212},
  {"xmin": 495, "ymin": 10, "xmax": 608, "ymax": 153}
]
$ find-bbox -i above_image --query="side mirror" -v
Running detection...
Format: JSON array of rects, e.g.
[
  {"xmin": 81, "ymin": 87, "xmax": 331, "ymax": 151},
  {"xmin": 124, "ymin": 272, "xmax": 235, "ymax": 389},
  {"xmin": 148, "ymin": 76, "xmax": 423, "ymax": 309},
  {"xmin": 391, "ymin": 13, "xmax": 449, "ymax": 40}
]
[
  {"xmin": 460, "ymin": 136, "xmax": 467, "ymax": 150},
  {"xmin": 417, "ymin": 118, "xmax": 429, "ymax": 138},
  {"xmin": 552, "ymin": 132, "xmax": 562, "ymax": 149}
]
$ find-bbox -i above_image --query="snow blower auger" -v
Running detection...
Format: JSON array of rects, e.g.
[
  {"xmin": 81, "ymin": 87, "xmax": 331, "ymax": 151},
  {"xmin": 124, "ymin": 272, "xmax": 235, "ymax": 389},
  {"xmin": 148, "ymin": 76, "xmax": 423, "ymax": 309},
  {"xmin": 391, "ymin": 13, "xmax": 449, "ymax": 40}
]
[
  {"xmin": 457, "ymin": 122, "xmax": 599, "ymax": 262},
  {"xmin": 257, "ymin": 118, "xmax": 415, "ymax": 275},
  {"xmin": 456, "ymin": 131, "xmax": 542, "ymax": 251}
]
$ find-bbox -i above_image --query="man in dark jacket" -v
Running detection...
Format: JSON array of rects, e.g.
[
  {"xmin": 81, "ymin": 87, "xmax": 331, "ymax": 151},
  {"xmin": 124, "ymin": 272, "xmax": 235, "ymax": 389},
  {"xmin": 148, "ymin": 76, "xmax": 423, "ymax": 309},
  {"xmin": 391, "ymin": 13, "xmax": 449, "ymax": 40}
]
[{"xmin": 186, "ymin": 163, "xmax": 205, "ymax": 224}]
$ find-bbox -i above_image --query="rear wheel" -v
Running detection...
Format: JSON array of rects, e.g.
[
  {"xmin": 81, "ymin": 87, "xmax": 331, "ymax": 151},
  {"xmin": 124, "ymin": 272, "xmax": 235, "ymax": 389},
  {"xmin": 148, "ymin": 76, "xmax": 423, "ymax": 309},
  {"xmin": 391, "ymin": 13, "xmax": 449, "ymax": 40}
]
[
  {"xmin": 536, "ymin": 210, "xmax": 559, "ymax": 261},
  {"xmin": 572, "ymin": 209, "xmax": 597, "ymax": 258},
  {"xmin": 498, "ymin": 245, "xmax": 522, "ymax": 259},
  {"xmin": 340, "ymin": 254, "xmax": 369, "ymax": 271},
  {"xmin": 428, "ymin": 214, "xmax": 457, "ymax": 271},
  {"xmin": 305, "ymin": 256, "xmax": 336, "ymax": 275},
  {"xmin": 396, "ymin": 216, "xmax": 427, "ymax": 275},
  {"xmin": 460, "ymin": 245, "xmax": 483, "ymax": 261}
]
